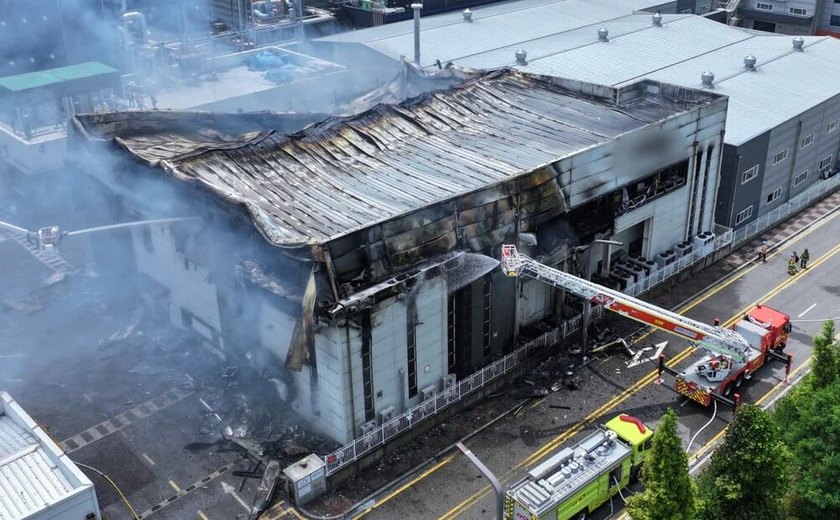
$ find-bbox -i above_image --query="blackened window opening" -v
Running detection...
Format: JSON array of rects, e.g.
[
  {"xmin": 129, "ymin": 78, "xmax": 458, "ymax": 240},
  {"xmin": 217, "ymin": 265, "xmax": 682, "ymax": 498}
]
[
  {"xmin": 361, "ymin": 310, "xmax": 375, "ymax": 422},
  {"xmin": 447, "ymin": 294, "xmax": 456, "ymax": 373},
  {"xmin": 482, "ymin": 276, "xmax": 492, "ymax": 358},
  {"xmin": 407, "ymin": 304, "xmax": 418, "ymax": 399}
]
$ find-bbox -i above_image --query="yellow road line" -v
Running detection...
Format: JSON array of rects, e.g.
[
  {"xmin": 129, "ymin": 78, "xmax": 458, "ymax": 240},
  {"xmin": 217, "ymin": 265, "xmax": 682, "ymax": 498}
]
[
  {"xmin": 440, "ymin": 240, "xmax": 840, "ymax": 519},
  {"xmin": 352, "ymin": 456, "xmax": 456, "ymax": 519},
  {"xmin": 198, "ymin": 511, "xmax": 209, "ymax": 520},
  {"xmin": 169, "ymin": 480, "xmax": 182, "ymax": 494}
]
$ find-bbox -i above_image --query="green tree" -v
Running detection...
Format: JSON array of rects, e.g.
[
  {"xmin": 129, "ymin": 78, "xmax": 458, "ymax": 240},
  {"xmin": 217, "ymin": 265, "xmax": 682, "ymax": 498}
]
[
  {"xmin": 775, "ymin": 379, "xmax": 840, "ymax": 518},
  {"xmin": 810, "ymin": 320, "xmax": 838, "ymax": 389},
  {"xmin": 698, "ymin": 404, "xmax": 788, "ymax": 520},
  {"xmin": 625, "ymin": 408, "xmax": 696, "ymax": 520}
]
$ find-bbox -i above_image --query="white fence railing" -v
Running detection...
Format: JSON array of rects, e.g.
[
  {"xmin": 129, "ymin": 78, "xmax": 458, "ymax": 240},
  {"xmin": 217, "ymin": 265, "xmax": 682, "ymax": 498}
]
[{"xmin": 322, "ymin": 174, "xmax": 840, "ymax": 476}]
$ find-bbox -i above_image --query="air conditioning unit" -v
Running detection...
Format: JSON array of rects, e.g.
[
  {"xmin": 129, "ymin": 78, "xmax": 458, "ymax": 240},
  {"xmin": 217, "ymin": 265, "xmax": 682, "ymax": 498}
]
[
  {"xmin": 440, "ymin": 374, "xmax": 456, "ymax": 391},
  {"xmin": 628, "ymin": 257, "xmax": 655, "ymax": 275},
  {"xmin": 693, "ymin": 232, "xmax": 716, "ymax": 258},
  {"xmin": 379, "ymin": 405, "xmax": 396, "ymax": 423},
  {"xmin": 360, "ymin": 420, "xmax": 377, "ymax": 436},
  {"xmin": 654, "ymin": 250, "xmax": 676, "ymax": 267},
  {"xmin": 421, "ymin": 385, "xmax": 437, "ymax": 401},
  {"xmin": 674, "ymin": 241, "xmax": 693, "ymax": 258}
]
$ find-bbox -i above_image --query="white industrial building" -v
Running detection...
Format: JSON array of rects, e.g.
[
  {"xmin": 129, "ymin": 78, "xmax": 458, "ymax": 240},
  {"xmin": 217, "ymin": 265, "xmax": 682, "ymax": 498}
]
[
  {"xmin": 315, "ymin": 8, "xmax": 840, "ymax": 230},
  {"xmin": 0, "ymin": 392, "xmax": 101, "ymax": 520}
]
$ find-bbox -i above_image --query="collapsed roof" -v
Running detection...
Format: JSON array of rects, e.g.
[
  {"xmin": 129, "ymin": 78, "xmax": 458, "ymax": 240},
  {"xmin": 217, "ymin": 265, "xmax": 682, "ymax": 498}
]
[{"xmin": 71, "ymin": 68, "xmax": 722, "ymax": 251}]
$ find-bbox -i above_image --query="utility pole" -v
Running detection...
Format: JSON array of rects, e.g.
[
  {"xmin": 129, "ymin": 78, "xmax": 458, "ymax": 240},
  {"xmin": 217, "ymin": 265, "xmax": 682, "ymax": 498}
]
[{"xmin": 457, "ymin": 442, "xmax": 504, "ymax": 520}]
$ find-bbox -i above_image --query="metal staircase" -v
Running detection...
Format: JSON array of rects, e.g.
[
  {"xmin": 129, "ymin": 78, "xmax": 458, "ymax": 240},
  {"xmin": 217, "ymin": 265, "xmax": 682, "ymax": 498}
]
[
  {"xmin": 719, "ymin": 0, "xmax": 743, "ymax": 25},
  {"xmin": 1, "ymin": 230, "xmax": 78, "ymax": 276},
  {"xmin": 501, "ymin": 245, "xmax": 752, "ymax": 362}
]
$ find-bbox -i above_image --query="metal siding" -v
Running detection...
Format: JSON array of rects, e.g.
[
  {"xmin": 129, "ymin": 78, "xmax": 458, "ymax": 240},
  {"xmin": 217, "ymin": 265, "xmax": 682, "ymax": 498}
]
[
  {"xmin": 787, "ymin": 105, "xmax": 824, "ymax": 199},
  {"xmin": 519, "ymin": 278, "xmax": 552, "ymax": 326},
  {"xmin": 491, "ymin": 271, "xmax": 516, "ymax": 356},
  {"xmin": 346, "ymin": 325, "xmax": 366, "ymax": 429},
  {"xmin": 414, "ymin": 277, "xmax": 448, "ymax": 401},
  {"xmin": 371, "ymin": 300, "xmax": 407, "ymax": 416},
  {"xmin": 762, "ymin": 119, "xmax": 799, "ymax": 216},
  {"xmin": 728, "ymin": 132, "xmax": 771, "ymax": 228}
]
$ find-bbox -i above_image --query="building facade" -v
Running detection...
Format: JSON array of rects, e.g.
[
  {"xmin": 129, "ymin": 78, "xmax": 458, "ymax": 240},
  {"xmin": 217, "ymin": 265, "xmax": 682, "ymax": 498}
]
[{"xmin": 70, "ymin": 69, "xmax": 726, "ymax": 444}]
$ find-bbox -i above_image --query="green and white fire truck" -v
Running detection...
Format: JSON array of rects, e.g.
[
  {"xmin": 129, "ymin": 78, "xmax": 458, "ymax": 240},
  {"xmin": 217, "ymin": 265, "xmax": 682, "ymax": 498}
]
[{"xmin": 504, "ymin": 414, "xmax": 653, "ymax": 520}]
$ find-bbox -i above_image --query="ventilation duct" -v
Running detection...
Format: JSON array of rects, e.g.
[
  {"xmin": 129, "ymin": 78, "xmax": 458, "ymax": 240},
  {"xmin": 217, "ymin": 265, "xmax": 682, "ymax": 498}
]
[
  {"xmin": 793, "ymin": 36, "xmax": 805, "ymax": 52},
  {"xmin": 463, "ymin": 9, "xmax": 473, "ymax": 22},
  {"xmin": 598, "ymin": 27, "xmax": 609, "ymax": 42},
  {"xmin": 652, "ymin": 11, "xmax": 662, "ymax": 26},
  {"xmin": 744, "ymin": 54, "xmax": 756, "ymax": 71},
  {"xmin": 515, "ymin": 49, "xmax": 528, "ymax": 65}
]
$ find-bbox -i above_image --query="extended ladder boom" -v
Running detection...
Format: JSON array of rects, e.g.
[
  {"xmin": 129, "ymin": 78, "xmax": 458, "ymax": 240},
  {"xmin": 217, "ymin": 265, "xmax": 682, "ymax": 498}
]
[{"xmin": 501, "ymin": 245, "xmax": 751, "ymax": 362}]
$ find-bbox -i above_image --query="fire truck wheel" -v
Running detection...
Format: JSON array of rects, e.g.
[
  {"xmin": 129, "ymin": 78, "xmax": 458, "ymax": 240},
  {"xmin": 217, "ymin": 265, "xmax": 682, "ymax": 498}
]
[
  {"xmin": 574, "ymin": 510, "xmax": 588, "ymax": 520},
  {"xmin": 630, "ymin": 464, "xmax": 643, "ymax": 484},
  {"xmin": 723, "ymin": 382, "xmax": 733, "ymax": 397},
  {"xmin": 735, "ymin": 374, "xmax": 744, "ymax": 388}
]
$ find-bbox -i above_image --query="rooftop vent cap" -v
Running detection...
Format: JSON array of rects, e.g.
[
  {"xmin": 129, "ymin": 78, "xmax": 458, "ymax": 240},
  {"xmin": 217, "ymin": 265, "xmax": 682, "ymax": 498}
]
[
  {"xmin": 515, "ymin": 49, "xmax": 528, "ymax": 65},
  {"xmin": 793, "ymin": 36, "xmax": 805, "ymax": 51},
  {"xmin": 463, "ymin": 8, "xmax": 473, "ymax": 22},
  {"xmin": 598, "ymin": 27, "xmax": 609, "ymax": 42},
  {"xmin": 701, "ymin": 70, "xmax": 715, "ymax": 88},
  {"xmin": 652, "ymin": 11, "xmax": 662, "ymax": 26},
  {"xmin": 744, "ymin": 54, "xmax": 756, "ymax": 71}
]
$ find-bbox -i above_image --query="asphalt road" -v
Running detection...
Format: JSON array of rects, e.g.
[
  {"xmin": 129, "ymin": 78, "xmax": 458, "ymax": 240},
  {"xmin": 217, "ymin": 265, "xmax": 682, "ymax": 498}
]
[{"xmin": 359, "ymin": 208, "xmax": 840, "ymax": 520}]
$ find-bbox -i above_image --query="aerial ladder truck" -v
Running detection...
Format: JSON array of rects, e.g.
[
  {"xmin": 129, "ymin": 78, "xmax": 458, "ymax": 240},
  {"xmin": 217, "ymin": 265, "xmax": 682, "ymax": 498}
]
[{"xmin": 501, "ymin": 245, "xmax": 792, "ymax": 408}]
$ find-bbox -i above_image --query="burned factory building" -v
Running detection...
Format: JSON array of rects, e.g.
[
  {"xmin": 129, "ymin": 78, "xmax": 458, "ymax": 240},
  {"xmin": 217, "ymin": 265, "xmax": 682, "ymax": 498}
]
[{"xmin": 68, "ymin": 68, "xmax": 726, "ymax": 445}]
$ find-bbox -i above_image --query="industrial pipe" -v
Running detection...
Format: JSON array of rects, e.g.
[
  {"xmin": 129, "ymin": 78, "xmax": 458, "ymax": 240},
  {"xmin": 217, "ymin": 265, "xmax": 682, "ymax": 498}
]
[{"xmin": 412, "ymin": 3, "xmax": 422, "ymax": 65}]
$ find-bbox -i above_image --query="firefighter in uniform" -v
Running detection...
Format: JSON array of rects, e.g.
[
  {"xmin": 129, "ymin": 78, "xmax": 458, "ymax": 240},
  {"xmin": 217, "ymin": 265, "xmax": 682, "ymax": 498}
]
[
  {"xmin": 800, "ymin": 248, "xmax": 810, "ymax": 269},
  {"xmin": 788, "ymin": 254, "xmax": 798, "ymax": 276}
]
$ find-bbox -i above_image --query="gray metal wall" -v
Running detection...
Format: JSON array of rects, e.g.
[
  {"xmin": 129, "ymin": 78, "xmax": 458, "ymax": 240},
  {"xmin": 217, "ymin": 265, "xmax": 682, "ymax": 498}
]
[{"xmin": 718, "ymin": 132, "xmax": 771, "ymax": 228}]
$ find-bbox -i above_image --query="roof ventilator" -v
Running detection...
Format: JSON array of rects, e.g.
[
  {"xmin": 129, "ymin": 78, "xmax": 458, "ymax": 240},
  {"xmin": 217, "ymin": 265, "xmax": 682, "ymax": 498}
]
[
  {"xmin": 598, "ymin": 27, "xmax": 609, "ymax": 42},
  {"xmin": 463, "ymin": 8, "xmax": 473, "ymax": 22},
  {"xmin": 652, "ymin": 11, "xmax": 662, "ymax": 26},
  {"xmin": 793, "ymin": 36, "xmax": 805, "ymax": 52},
  {"xmin": 701, "ymin": 70, "xmax": 715, "ymax": 89},
  {"xmin": 744, "ymin": 54, "xmax": 756, "ymax": 71},
  {"xmin": 515, "ymin": 49, "xmax": 528, "ymax": 65}
]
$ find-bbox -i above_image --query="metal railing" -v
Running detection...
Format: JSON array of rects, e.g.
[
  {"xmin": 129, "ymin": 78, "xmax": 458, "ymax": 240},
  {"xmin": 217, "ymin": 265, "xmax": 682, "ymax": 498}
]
[{"xmin": 322, "ymin": 174, "xmax": 840, "ymax": 476}]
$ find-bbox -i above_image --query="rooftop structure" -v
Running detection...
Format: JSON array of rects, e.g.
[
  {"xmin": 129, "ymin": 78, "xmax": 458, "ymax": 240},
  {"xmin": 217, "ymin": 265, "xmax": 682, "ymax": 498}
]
[
  {"xmin": 72, "ymin": 68, "xmax": 722, "ymax": 248},
  {"xmin": 0, "ymin": 392, "xmax": 101, "ymax": 519}
]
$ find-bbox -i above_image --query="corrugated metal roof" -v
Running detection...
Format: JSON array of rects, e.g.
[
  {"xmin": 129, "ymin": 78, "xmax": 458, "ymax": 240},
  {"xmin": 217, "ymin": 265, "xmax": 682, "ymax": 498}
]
[
  {"xmin": 317, "ymin": 0, "xmax": 670, "ymax": 68},
  {"xmin": 0, "ymin": 393, "xmax": 88, "ymax": 519},
  {"xmin": 508, "ymin": 15, "xmax": 840, "ymax": 145},
  {"xmin": 79, "ymin": 69, "xmax": 718, "ymax": 247},
  {"xmin": 327, "ymin": 6, "xmax": 840, "ymax": 146},
  {"xmin": 518, "ymin": 15, "xmax": 753, "ymax": 86},
  {"xmin": 641, "ymin": 36, "xmax": 840, "ymax": 145},
  {"xmin": 459, "ymin": 13, "xmax": 695, "ymax": 70}
]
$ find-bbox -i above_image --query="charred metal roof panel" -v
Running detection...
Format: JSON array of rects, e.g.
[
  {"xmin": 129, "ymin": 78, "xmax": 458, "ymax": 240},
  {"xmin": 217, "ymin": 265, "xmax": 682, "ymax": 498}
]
[
  {"xmin": 0, "ymin": 392, "xmax": 96, "ymax": 519},
  {"xmin": 77, "ymin": 70, "xmax": 718, "ymax": 247}
]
